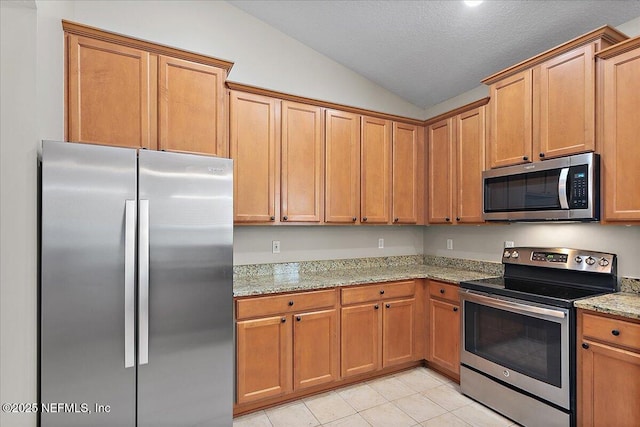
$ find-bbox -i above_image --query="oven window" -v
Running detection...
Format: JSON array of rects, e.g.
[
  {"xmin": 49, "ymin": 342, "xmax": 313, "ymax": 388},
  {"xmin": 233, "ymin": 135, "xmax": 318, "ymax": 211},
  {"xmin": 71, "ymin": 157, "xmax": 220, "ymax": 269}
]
[
  {"xmin": 484, "ymin": 169, "xmax": 562, "ymax": 212},
  {"xmin": 464, "ymin": 301, "xmax": 562, "ymax": 387}
]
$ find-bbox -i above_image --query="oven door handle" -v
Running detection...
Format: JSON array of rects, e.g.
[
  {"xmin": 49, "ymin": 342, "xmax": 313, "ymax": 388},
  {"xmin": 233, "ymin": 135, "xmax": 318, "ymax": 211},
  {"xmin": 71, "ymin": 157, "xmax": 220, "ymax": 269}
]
[{"xmin": 462, "ymin": 290, "xmax": 567, "ymax": 319}]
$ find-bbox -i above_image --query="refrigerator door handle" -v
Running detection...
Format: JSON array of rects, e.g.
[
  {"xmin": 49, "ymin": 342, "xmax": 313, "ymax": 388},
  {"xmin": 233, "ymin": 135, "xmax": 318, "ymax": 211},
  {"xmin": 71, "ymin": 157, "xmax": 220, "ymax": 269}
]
[
  {"xmin": 139, "ymin": 199, "xmax": 150, "ymax": 365},
  {"xmin": 124, "ymin": 200, "xmax": 137, "ymax": 368}
]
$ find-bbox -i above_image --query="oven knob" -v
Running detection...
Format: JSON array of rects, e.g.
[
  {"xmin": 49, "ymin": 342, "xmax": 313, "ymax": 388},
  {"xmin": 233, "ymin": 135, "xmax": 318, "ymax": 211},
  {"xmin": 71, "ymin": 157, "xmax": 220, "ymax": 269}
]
[
  {"xmin": 585, "ymin": 257, "xmax": 596, "ymax": 266},
  {"xmin": 599, "ymin": 258, "xmax": 610, "ymax": 267},
  {"xmin": 503, "ymin": 250, "xmax": 511, "ymax": 258},
  {"xmin": 511, "ymin": 250, "xmax": 519, "ymax": 259},
  {"xmin": 575, "ymin": 256, "xmax": 583, "ymax": 263}
]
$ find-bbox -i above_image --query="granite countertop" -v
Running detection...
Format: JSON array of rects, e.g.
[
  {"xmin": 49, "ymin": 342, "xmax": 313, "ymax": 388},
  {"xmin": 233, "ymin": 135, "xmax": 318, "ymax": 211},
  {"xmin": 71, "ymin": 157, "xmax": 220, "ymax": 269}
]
[
  {"xmin": 233, "ymin": 264, "xmax": 495, "ymax": 297},
  {"xmin": 574, "ymin": 292, "xmax": 640, "ymax": 321}
]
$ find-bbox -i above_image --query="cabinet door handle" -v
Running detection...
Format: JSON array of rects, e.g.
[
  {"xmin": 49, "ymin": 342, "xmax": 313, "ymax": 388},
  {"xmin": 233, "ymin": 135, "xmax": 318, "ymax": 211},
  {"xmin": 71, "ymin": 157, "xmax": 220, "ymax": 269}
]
[
  {"xmin": 456, "ymin": 217, "xmax": 460, "ymax": 222},
  {"xmin": 352, "ymin": 216, "xmax": 357, "ymax": 222},
  {"xmin": 440, "ymin": 289, "xmax": 445, "ymax": 294},
  {"xmin": 539, "ymin": 153, "xmax": 545, "ymax": 158},
  {"xmin": 288, "ymin": 300, "xmax": 294, "ymax": 306},
  {"xmin": 445, "ymin": 217, "xmax": 450, "ymax": 222},
  {"xmin": 283, "ymin": 216, "xmax": 288, "ymax": 221},
  {"xmin": 394, "ymin": 218, "xmax": 399, "ymax": 223},
  {"xmin": 612, "ymin": 329, "xmax": 620, "ymax": 336},
  {"xmin": 374, "ymin": 305, "xmax": 379, "ymax": 310},
  {"xmin": 296, "ymin": 316, "xmax": 301, "ymax": 322},
  {"xmin": 523, "ymin": 156, "xmax": 529, "ymax": 161},
  {"xmin": 385, "ymin": 303, "xmax": 391, "ymax": 309},
  {"xmin": 453, "ymin": 307, "xmax": 459, "ymax": 312},
  {"xmin": 379, "ymin": 290, "xmax": 385, "ymax": 295},
  {"xmin": 582, "ymin": 342, "xmax": 589, "ymax": 349},
  {"xmin": 362, "ymin": 217, "xmax": 367, "ymax": 222},
  {"xmin": 270, "ymin": 216, "xmax": 275, "ymax": 221},
  {"xmin": 281, "ymin": 317, "xmax": 286, "ymax": 323}
]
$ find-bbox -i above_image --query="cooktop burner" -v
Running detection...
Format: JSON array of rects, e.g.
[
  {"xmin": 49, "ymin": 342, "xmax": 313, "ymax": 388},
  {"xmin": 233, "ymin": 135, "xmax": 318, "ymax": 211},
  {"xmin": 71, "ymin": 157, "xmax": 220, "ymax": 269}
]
[{"xmin": 460, "ymin": 247, "xmax": 618, "ymax": 308}]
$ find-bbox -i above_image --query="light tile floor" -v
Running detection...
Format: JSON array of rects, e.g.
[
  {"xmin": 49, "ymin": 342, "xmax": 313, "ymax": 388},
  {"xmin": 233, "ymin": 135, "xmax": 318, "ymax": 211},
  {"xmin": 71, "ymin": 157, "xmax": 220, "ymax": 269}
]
[{"xmin": 233, "ymin": 367, "xmax": 520, "ymax": 427}]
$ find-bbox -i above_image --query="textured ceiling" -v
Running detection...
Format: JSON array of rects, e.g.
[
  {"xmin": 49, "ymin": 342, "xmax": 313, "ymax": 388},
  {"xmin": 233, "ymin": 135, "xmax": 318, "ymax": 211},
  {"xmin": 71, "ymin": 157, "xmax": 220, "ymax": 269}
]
[{"xmin": 229, "ymin": 0, "xmax": 640, "ymax": 109}]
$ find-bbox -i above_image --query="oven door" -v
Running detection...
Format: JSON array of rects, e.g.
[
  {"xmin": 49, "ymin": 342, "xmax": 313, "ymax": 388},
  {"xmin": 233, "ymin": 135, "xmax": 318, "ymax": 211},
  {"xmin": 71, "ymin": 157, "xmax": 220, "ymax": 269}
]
[{"xmin": 460, "ymin": 290, "xmax": 570, "ymax": 409}]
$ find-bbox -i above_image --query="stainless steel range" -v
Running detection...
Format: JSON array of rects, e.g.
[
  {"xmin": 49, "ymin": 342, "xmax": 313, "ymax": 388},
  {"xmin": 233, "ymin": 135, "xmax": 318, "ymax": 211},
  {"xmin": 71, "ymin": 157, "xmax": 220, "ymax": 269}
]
[{"xmin": 459, "ymin": 247, "xmax": 617, "ymax": 427}]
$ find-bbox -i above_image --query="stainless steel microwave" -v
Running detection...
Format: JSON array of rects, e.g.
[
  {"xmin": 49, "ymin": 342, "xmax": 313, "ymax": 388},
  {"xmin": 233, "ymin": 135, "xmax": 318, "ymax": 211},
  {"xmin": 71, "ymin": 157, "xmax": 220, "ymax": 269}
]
[{"xmin": 483, "ymin": 153, "xmax": 599, "ymax": 221}]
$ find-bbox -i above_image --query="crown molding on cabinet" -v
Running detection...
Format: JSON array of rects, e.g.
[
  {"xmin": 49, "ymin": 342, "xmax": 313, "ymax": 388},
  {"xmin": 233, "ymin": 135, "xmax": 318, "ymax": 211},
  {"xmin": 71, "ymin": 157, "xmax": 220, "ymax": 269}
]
[
  {"xmin": 482, "ymin": 25, "xmax": 628, "ymax": 85},
  {"xmin": 596, "ymin": 35, "xmax": 640, "ymax": 59},
  {"xmin": 226, "ymin": 81, "xmax": 425, "ymax": 126},
  {"xmin": 423, "ymin": 97, "xmax": 490, "ymax": 127},
  {"xmin": 62, "ymin": 20, "xmax": 234, "ymax": 72}
]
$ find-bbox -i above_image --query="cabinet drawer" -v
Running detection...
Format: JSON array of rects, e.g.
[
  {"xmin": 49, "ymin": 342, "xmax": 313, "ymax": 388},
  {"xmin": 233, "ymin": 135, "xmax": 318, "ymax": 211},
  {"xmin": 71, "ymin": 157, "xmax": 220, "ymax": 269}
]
[
  {"xmin": 428, "ymin": 281, "xmax": 460, "ymax": 303},
  {"xmin": 236, "ymin": 289, "xmax": 337, "ymax": 320},
  {"xmin": 341, "ymin": 281, "xmax": 415, "ymax": 305},
  {"xmin": 582, "ymin": 312, "xmax": 640, "ymax": 352}
]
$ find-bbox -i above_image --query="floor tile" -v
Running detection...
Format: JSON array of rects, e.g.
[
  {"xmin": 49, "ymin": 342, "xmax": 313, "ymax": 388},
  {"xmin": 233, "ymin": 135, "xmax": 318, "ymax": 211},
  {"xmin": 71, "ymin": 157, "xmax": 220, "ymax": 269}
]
[
  {"xmin": 394, "ymin": 368, "xmax": 445, "ymax": 392},
  {"xmin": 451, "ymin": 402, "xmax": 513, "ymax": 427},
  {"xmin": 303, "ymin": 391, "xmax": 356, "ymax": 424},
  {"xmin": 321, "ymin": 413, "xmax": 372, "ymax": 427},
  {"xmin": 233, "ymin": 410, "xmax": 273, "ymax": 427},
  {"xmin": 265, "ymin": 402, "xmax": 319, "ymax": 427},
  {"xmin": 359, "ymin": 402, "xmax": 418, "ymax": 427},
  {"xmin": 422, "ymin": 369, "xmax": 454, "ymax": 384},
  {"xmin": 421, "ymin": 412, "xmax": 471, "ymax": 427},
  {"xmin": 422, "ymin": 384, "xmax": 475, "ymax": 411},
  {"xmin": 336, "ymin": 383, "xmax": 387, "ymax": 412},
  {"xmin": 392, "ymin": 393, "xmax": 448, "ymax": 422},
  {"xmin": 367, "ymin": 376, "xmax": 415, "ymax": 401}
]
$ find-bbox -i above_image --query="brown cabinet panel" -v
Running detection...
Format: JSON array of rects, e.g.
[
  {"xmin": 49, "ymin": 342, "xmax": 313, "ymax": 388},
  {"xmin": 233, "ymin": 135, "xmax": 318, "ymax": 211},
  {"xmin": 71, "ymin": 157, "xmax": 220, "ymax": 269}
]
[
  {"xmin": 382, "ymin": 298, "xmax": 415, "ymax": 367},
  {"xmin": 427, "ymin": 118, "xmax": 454, "ymax": 224},
  {"xmin": 236, "ymin": 289, "xmax": 337, "ymax": 320},
  {"xmin": 582, "ymin": 312, "xmax": 640, "ymax": 351},
  {"xmin": 428, "ymin": 281, "xmax": 460, "ymax": 378},
  {"xmin": 158, "ymin": 56, "xmax": 226, "ymax": 156},
  {"xmin": 428, "ymin": 281, "xmax": 460, "ymax": 304},
  {"xmin": 602, "ymin": 45, "xmax": 640, "ymax": 222},
  {"xmin": 281, "ymin": 101, "xmax": 324, "ymax": 222},
  {"xmin": 293, "ymin": 309, "xmax": 339, "ymax": 390},
  {"xmin": 392, "ymin": 123, "xmax": 419, "ymax": 224},
  {"xmin": 236, "ymin": 316, "xmax": 291, "ymax": 403},
  {"xmin": 488, "ymin": 69, "xmax": 533, "ymax": 168},
  {"xmin": 230, "ymin": 91, "xmax": 279, "ymax": 223},
  {"xmin": 538, "ymin": 44, "xmax": 595, "ymax": 159},
  {"xmin": 325, "ymin": 109, "xmax": 361, "ymax": 223},
  {"xmin": 456, "ymin": 107, "xmax": 485, "ymax": 224},
  {"xmin": 341, "ymin": 303, "xmax": 381, "ymax": 378},
  {"xmin": 341, "ymin": 280, "xmax": 415, "ymax": 305},
  {"xmin": 67, "ymin": 35, "xmax": 152, "ymax": 149},
  {"xmin": 360, "ymin": 116, "xmax": 391, "ymax": 224}
]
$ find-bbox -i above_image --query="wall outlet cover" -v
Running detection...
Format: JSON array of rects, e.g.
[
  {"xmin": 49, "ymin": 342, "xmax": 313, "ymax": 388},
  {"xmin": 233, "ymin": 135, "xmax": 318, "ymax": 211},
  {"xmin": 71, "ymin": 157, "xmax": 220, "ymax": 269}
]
[
  {"xmin": 378, "ymin": 238, "xmax": 384, "ymax": 249},
  {"xmin": 446, "ymin": 239, "xmax": 453, "ymax": 250},
  {"xmin": 272, "ymin": 240, "xmax": 280, "ymax": 254}
]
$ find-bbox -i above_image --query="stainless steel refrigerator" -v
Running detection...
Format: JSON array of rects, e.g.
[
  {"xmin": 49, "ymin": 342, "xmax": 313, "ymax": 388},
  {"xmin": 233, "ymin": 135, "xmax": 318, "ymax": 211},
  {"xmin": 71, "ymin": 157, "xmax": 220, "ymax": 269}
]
[{"xmin": 39, "ymin": 141, "xmax": 233, "ymax": 426}]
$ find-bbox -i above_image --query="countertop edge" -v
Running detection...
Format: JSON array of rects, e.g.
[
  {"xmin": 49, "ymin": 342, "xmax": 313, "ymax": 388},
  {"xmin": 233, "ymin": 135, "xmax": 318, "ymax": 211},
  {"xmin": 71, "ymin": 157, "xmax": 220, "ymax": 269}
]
[{"xmin": 574, "ymin": 292, "xmax": 640, "ymax": 321}]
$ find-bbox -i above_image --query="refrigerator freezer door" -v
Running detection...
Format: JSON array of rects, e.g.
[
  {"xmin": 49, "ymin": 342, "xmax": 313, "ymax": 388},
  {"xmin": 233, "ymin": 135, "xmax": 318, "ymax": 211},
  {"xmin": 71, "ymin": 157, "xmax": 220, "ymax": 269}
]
[
  {"xmin": 137, "ymin": 150, "xmax": 233, "ymax": 427},
  {"xmin": 40, "ymin": 141, "xmax": 137, "ymax": 426}
]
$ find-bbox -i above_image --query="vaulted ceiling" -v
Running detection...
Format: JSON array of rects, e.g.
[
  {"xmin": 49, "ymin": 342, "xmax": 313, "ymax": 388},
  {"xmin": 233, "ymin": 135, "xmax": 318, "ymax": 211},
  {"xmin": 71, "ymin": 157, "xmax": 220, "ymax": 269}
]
[{"xmin": 229, "ymin": 1, "xmax": 640, "ymax": 110}]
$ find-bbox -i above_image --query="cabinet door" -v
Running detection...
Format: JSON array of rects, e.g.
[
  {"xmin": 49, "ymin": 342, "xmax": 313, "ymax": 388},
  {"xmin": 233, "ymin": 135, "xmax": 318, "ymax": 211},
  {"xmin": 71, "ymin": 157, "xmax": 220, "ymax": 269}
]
[
  {"xmin": 230, "ymin": 92, "xmax": 279, "ymax": 223},
  {"xmin": 341, "ymin": 304, "xmax": 381, "ymax": 377},
  {"xmin": 488, "ymin": 69, "xmax": 532, "ymax": 168},
  {"xmin": 281, "ymin": 101, "xmax": 323, "ymax": 222},
  {"xmin": 158, "ymin": 57, "xmax": 226, "ymax": 156},
  {"xmin": 427, "ymin": 118, "xmax": 454, "ymax": 224},
  {"xmin": 236, "ymin": 316, "xmax": 291, "ymax": 403},
  {"xmin": 382, "ymin": 298, "xmax": 415, "ymax": 367},
  {"xmin": 602, "ymin": 47, "xmax": 640, "ymax": 222},
  {"xmin": 360, "ymin": 116, "xmax": 391, "ymax": 224},
  {"xmin": 67, "ymin": 35, "xmax": 152, "ymax": 149},
  {"xmin": 456, "ymin": 107, "xmax": 485, "ymax": 224},
  {"xmin": 537, "ymin": 44, "xmax": 595, "ymax": 160},
  {"xmin": 578, "ymin": 340, "xmax": 640, "ymax": 427},
  {"xmin": 392, "ymin": 123, "xmax": 419, "ymax": 224},
  {"xmin": 325, "ymin": 109, "xmax": 361, "ymax": 223},
  {"xmin": 293, "ymin": 309, "xmax": 339, "ymax": 390},
  {"xmin": 428, "ymin": 298, "xmax": 460, "ymax": 376}
]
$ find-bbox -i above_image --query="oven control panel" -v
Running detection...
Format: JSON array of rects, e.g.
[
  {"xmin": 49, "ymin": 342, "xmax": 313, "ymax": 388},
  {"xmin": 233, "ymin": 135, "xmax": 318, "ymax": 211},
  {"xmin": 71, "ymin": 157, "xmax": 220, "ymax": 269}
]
[{"xmin": 502, "ymin": 247, "xmax": 616, "ymax": 274}]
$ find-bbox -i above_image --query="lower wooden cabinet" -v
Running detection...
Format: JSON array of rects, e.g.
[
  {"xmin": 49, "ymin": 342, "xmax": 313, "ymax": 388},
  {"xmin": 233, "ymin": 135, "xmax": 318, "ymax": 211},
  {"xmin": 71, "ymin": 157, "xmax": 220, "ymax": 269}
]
[
  {"xmin": 427, "ymin": 281, "xmax": 460, "ymax": 379},
  {"xmin": 235, "ymin": 290, "xmax": 338, "ymax": 404},
  {"xmin": 577, "ymin": 309, "xmax": 640, "ymax": 427}
]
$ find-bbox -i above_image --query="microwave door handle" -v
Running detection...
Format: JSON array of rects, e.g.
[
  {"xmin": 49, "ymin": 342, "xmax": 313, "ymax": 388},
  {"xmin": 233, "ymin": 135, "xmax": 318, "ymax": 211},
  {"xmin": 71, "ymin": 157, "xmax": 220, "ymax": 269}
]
[{"xmin": 558, "ymin": 168, "xmax": 570, "ymax": 209}]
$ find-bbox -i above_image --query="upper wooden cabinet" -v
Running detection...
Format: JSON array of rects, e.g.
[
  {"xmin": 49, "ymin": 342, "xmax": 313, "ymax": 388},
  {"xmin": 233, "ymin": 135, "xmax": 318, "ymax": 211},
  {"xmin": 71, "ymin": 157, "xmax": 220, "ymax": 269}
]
[
  {"xmin": 64, "ymin": 22, "xmax": 232, "ymax": 156},
  {"xmin": 484, "ymin": 26, "xmax": 627, "ymax": 168},
  {"xmin": 392, "ymin": 123, "xmax": 421, "ymax": 224},
  {"xmin": 360, "ymin": 116, "xmax": 391, "ymax": 224},
  {"xmin": 230, "ymin": 91, "xmax": 279, "ymax": 223},
  {"xmin": 598, "ymin": 37, "xmax": 640, "ymax": 222},
  {"xmin": 325, "ymin": 109, "xmax": 361, "ymax": 223},
  {"xmin": 427, "ymin": 105, "xmax": 485, "ymax": 225}
]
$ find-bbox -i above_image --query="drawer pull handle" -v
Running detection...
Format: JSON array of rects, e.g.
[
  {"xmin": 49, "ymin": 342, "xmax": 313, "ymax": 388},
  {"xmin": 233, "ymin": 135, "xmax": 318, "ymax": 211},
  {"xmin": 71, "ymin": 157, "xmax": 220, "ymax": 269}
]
[
  {"xmin": 288, "ymin": 301, "xmax": 294, "ymax": 306},
  {"xmin": 296, "ymin": 316, "xmax": 301, "ymax": 322},
  {"xmin": 352, "ymin": 217, "xmax": 357, "ymax": 222},
  {"xmin": 611, "ymin": 329, "xmax": 620, "ymax": 336},
  {"xmin": 582, "ymin": 343, "xmax": 589, "ymax": 349},
  {"xmin": 453, "ymin": 307, "xmax": 459, "ymax": 312},
  {"xmin": 374, "ymin": 305, "xmax": 379, "ymax": 310},
  {"xmin": 386, "ymin": 303, "xmax": 391, "ymax": 309},
  {"xmin": 380, "ymin": 290, "xmax": 385, "ymax": 295},
  {"xmin": 440, "ymin": 289, "xmax": 445, "ymax": 294},
  {"xmin": 283, "ymin": 216, "xmax": 288, "ymax": 221},
  {"xmin": 281, "ymin": 317, "xmax": 286, "ymax": 323}
]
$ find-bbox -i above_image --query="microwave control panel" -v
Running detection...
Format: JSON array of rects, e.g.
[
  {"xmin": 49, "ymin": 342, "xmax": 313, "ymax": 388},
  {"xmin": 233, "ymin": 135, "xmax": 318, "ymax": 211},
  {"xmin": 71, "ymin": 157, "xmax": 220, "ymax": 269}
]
[{"xmin": 569, "ymin": 165, "xmax": 588, "ymax": 208}]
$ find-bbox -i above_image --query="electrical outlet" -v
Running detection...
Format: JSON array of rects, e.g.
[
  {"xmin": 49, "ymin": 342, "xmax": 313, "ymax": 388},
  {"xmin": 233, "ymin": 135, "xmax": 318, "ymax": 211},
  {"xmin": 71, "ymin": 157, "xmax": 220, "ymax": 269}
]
[
  {"xmin": 447, "ymin": 239, "xmax": 453, "ymax": 250},
  {"xmin": 272, "ymin": 240, "xmax": 280, "ymax": 254},
  {"xmin": 378, "ymin": 238, "xmax": 384, "ymax": 249},
  {"xmin": 504, "ymin": 241, "xmax": 515, "ymax": 248}
]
